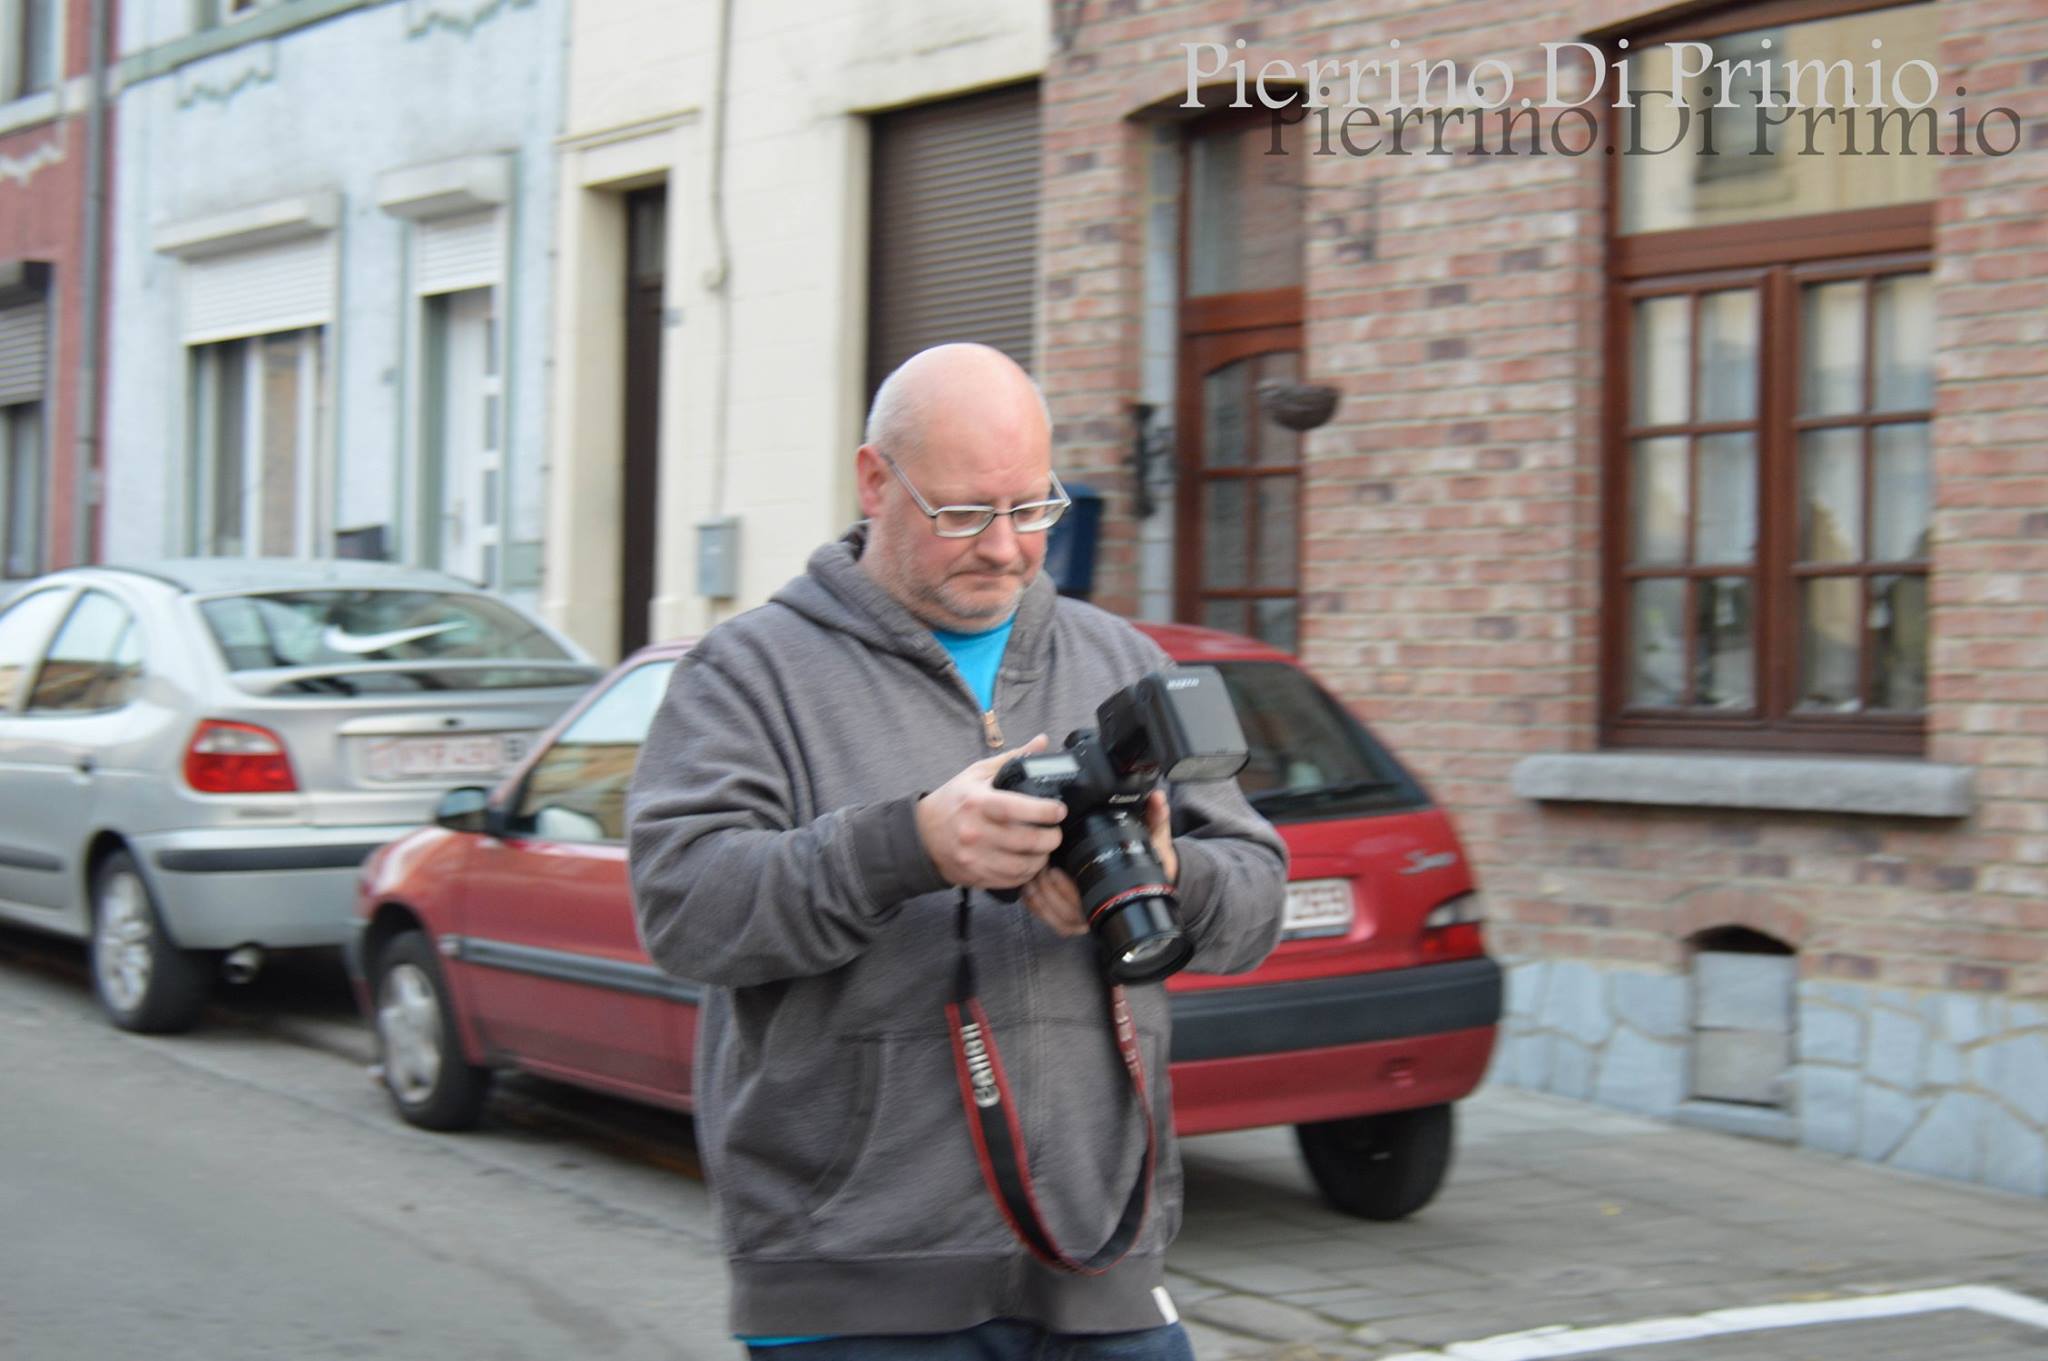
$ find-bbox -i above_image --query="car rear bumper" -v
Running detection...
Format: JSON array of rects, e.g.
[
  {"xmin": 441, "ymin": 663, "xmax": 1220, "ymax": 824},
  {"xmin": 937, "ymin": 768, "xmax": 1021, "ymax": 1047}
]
[
  {"xmin": 129, "ymin": 824, "xmax": 416, "ymax": 951},
  {"xmin": 1167, "ymin": 957, "xmax": 1503, "ymax": 1135}
]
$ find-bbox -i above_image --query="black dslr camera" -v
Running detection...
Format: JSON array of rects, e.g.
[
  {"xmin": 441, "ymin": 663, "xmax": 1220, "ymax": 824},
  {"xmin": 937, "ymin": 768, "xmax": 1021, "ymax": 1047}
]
[{"xmin": 992, "ymin": 666, "xmax": 1249, "ymax": 984}]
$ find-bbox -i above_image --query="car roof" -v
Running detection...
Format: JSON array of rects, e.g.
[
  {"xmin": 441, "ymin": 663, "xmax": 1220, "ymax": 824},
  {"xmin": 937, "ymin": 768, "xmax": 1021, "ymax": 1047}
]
[
  {"xmin": 1134, "ymin": 620, "xmax": 1298, "ymax": 665},
  {"xmin": 82, "ymin": 558, "xmax": 484, "ymax": 596}
]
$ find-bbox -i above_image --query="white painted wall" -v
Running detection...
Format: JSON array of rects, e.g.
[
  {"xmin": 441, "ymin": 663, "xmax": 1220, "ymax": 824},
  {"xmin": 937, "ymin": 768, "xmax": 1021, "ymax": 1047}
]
[
  {"xmin": 105, "ymin": 0, "xmax": 564, "ymax": 602},
  {"xmin": 547, "ymin": 0, "xmax": 1049, "ymax": 659}
]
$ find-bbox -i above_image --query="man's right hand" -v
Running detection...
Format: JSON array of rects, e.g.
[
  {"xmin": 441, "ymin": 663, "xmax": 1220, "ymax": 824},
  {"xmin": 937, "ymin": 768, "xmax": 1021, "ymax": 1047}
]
[{"xmin": 916, "ymin": 734, "xmax": 1068, "ymax": 890}]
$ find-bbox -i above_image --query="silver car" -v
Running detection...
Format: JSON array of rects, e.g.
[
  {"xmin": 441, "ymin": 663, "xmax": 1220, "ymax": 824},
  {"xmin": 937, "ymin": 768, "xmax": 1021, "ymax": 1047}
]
[{"xmin": 0, "ymin": 559, "xmax": 602, "ymax": 1033}]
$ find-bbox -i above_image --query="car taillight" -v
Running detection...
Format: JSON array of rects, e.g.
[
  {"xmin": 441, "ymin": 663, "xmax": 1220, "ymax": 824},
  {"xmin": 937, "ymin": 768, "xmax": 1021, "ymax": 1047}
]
[
  {"xmin": 185, "ymin": 719, "xmax": 299, "ymax": 794},
  {"xmin": 1421, "ymin": 891, "xmax": 1485, "ymax": 962}
]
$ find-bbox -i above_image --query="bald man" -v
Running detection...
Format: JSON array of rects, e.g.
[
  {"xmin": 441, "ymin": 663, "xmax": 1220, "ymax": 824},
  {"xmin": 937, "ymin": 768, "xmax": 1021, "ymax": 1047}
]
[{"xmin": 628, "ymin": 344, "xmax": 1286, "ymax": 1358}]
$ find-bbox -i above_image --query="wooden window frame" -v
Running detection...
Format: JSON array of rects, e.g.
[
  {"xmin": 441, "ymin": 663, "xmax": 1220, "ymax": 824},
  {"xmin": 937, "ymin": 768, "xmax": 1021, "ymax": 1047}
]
[
  {"xmin": 1599, "ymin": 0, "xmax": 1936, "ymax": 757},
  {"xmin": 1173, "ymin": 109, "xmax": 1306, "ymax": 646}
]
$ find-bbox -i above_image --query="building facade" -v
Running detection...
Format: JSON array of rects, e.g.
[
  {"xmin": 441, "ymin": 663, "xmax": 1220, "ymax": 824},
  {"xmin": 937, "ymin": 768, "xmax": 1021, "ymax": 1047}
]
[
  {"xmin": 103, "ymin": 0, "xmax": 564, "ymax": 605},
  {"xmin": 2, "ymin": 0, "xmax": 109, "ymax": 580},
  {"xmin": 544, "ymin": 0, "xmax": 1049, "ymax": 662},
  {"xmin": 1037, "ymin": 0, "xmax": 2046, "ymax": 1194}
]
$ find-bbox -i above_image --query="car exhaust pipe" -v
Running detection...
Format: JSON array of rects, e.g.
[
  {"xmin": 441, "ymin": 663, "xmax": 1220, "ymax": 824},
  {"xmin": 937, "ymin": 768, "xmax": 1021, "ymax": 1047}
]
[{"xmin": 222, "ymin": 946, "xmax": 264, "ymax": 986}]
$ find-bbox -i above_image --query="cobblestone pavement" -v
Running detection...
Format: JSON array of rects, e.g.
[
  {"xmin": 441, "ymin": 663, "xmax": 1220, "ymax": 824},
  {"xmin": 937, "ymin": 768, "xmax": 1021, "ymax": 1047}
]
[{"xmin": 1166, "ymin": 1085, "xmax": 2048, "ymax": 1360}]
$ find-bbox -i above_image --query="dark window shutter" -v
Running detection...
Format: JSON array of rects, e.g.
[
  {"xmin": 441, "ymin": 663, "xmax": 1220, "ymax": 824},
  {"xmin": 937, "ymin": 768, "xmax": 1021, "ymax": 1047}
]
[
  {"xmin": 867, "ymin": 82, "xmax": 1040, "ymax": 400},
  {"xmin": 0, "ymin": 300, "xmax": 48, "ymax": 408}
]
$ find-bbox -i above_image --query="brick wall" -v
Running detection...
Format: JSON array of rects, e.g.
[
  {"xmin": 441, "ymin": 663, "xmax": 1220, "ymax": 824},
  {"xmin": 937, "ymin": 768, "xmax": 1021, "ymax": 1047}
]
[{"xmin": 1041, "ymin": 0, "xmax": 2048, "ymax": 1002}]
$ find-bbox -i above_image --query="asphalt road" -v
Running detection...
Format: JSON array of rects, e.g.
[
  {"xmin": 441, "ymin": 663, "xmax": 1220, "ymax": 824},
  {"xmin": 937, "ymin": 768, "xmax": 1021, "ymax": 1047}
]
[{"xmin": 0, "ymin": 931, "xmax": 735, "ymax": 1361}]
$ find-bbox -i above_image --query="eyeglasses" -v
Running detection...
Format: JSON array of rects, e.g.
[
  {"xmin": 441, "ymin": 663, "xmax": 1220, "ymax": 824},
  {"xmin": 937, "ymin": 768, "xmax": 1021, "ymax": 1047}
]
[{"xmin": 881, "ymin": 453, "xmax": 1071, "ymax": 539}]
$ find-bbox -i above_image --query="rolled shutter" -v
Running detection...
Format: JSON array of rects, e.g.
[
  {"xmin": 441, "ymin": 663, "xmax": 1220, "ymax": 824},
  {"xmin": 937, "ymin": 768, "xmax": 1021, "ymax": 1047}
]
[
  {"xmin": 416, "ymin": 210, "xmax": 502, "ymax": 296},
  {"xmin": 183, "ymin": 235, "xmax": 336, "ymax": 345},
  {"xmin": 0, "ymin": 299, "xmax": 47, "ymax": 407},
  {"xmin": 867, "ymin": 82, "xmax": 1040, "ymax": 398}
]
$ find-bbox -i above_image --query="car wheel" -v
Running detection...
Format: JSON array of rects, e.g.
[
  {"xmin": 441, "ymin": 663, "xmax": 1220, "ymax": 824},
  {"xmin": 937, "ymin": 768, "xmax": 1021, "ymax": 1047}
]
[
  {"xmin": 374, "ymin": 930, "xmax": 491, "ymax": 1131},
  {"xmin": 1295, "ymin": 1102, "xmax": 1454, "ymax": 1222},
  {"xmin": 91, "ymin": 850, "xmax": 209, "ymax": 1034}
]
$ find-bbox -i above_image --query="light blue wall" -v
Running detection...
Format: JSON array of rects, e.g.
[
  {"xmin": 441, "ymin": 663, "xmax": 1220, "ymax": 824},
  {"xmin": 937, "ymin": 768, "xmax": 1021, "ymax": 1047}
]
[{"xmin": 106, "ymin": 0, "xmax": 562, "ymax": 595}]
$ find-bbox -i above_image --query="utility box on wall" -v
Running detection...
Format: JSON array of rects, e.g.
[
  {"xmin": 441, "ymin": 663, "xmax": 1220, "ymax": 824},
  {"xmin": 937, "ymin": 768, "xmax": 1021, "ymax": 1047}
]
[
  {"xmin": 697, "ymin": 517, "xmax": 739, "ymax": 599},
  {"xmin": 1044, "ymin": 481, "xmax": 1101, "ymax": 599}
]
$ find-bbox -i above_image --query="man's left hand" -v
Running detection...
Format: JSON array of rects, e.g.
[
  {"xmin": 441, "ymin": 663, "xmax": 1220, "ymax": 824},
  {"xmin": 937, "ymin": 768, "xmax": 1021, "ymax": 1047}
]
[{"xmin": 1017, "ymin": 790, "xmax": 1177, "ymax": 938}]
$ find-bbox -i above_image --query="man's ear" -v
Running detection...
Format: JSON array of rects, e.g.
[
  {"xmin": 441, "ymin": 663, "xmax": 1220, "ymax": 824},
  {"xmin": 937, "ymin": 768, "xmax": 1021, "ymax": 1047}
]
[{"xmin": 855, "ymin": 445, "xmax": 889, "ymax": 519}]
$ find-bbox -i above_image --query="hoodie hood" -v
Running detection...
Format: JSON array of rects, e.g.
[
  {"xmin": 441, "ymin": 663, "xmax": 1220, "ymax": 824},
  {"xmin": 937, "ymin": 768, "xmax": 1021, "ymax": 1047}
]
[{"xmin": 771, "ymin": 523, "xmax": 1058, "ymax": 673}]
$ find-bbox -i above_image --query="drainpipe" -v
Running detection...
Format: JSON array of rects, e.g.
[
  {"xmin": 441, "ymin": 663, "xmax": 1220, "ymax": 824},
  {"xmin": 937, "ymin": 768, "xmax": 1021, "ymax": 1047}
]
[{"xmin": 73, "ymin": 0, "xmax": 112, "ymax": 565}]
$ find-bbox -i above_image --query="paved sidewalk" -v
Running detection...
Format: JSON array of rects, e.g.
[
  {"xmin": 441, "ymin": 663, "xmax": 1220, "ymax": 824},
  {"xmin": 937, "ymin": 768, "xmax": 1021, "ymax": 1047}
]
[{"xmin": 1167, "ymin": 1085, "xmax": 2048, "ymax": 1359}]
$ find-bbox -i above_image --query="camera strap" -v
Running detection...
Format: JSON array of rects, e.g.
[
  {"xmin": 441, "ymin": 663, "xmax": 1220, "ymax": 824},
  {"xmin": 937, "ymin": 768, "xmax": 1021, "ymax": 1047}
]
[{"xmin": 945, "ymin": 889, "xmax": 1155, "ymax": 1275}]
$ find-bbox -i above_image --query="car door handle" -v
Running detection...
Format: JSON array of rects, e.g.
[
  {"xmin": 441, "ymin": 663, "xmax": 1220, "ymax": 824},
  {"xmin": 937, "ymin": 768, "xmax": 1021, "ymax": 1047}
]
[{"xmin": 76, "ymin": 756, "xmax": 97, "ymax": 775}]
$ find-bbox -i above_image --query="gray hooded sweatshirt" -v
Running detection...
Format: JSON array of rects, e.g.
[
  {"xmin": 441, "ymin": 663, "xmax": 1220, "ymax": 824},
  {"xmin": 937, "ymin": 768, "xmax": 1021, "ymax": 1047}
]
[{"xmin": 626, "ymin": 528, "xmax": 1287, "ymax": 1336}]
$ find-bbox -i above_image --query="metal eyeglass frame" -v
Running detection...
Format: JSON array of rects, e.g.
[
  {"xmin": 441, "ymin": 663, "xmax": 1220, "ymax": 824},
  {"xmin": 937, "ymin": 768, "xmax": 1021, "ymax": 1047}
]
[{"xmin": 880, "ymin": 452, "xmax": 1071, "ymax": 539}]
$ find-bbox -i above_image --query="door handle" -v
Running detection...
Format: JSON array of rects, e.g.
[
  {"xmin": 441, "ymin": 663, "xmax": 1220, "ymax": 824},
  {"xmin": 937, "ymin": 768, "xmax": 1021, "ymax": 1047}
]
[{"xmin": 77, "ymin": 756, "xmax": 97, "ymax": 776}]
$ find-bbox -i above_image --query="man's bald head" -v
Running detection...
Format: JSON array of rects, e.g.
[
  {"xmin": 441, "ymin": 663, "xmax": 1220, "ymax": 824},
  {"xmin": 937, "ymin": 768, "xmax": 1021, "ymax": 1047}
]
[
  {"xmin": 855, "ymin": 344, "xmax": 1059, "ymax": 633},
  {"xmin": 863, "ymin": 344, "xmax": 1052, "ymax": 470}
]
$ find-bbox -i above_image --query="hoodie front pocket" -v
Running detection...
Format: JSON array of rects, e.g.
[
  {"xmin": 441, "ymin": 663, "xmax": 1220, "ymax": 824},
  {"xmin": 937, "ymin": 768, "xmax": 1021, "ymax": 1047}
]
[{"xmin": 809, "ymin": 1031, "xmax": 1007, "ymax": 1257}]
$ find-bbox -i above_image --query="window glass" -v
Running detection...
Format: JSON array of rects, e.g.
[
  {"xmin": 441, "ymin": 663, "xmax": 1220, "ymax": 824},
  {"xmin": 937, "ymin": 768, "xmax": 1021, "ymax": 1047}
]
[
  {"xmin": 1210, "ymin": 661, "xmax": 1419, "ymax": 820},
  {"xmin": 0, "ymin": 587, "xmax": 72, "ymax": 709},
  {"xmin": 516, "ymin": 661, "xmax": 677, "ymax": 843},
  {"xmin": 1187, "ymin": 119, "xmax": 1304, "ymax": 296},
  {"xmin": 3, "ymin": 403, "xmax": 43, "ymax": 580},
  {"xmin": 28, "ymin": 592, "xmax": 141, "ymax": 712},
  {"xmin": 200, "ymin": 590, "xmax": 571, "ymax": 670},
  {"xmin": 1619, "ymin": 4, "xmax": 1938, "ymax": 234}
]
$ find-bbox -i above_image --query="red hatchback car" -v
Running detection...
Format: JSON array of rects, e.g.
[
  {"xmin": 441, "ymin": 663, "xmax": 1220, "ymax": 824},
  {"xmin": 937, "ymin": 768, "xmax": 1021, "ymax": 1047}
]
[{"xmin": 350, "ymin": 624, "xmax": 1501, "ymax": 1220}]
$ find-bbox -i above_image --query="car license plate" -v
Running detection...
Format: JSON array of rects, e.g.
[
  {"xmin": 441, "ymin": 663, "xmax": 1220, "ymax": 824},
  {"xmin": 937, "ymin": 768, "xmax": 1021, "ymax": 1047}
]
[
  {"xmin": 362, "ymin": 732, "xmax": 531, "ymax": 782},
  {"xmin": 1282, "ymin": 878, "xmax": 1354, "ymax": 939}
]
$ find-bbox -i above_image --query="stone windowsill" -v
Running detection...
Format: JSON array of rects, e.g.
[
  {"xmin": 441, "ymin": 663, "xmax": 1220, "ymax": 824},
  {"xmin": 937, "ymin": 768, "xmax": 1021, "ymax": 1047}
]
[{"xmin": 1511, "ymin": 752, "xmax": 1975, "ymax": 819}]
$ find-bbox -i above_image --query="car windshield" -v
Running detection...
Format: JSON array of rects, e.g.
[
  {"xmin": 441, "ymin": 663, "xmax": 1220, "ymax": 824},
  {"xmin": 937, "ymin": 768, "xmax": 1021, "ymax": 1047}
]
[
  {"xmin": 1210, "ymin": 661, "xmax": 1425, "ymax": 820},
  {"xmin": 201, "ymin": 590, "xmax": 576, "ymax": 690}
]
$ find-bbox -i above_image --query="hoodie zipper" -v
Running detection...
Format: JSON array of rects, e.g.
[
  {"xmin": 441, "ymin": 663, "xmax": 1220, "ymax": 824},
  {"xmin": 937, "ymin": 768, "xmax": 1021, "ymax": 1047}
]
[{"xmin": 981, "ymin": 708, "xmax": 1003, "ymax": 749}]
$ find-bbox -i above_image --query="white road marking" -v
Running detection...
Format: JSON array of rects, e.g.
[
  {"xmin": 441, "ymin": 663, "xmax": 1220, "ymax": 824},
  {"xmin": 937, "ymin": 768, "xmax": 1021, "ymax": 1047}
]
[{"xmin": 1379, "ymin": 1284, "xmax": 2048, "ymax": 1360}]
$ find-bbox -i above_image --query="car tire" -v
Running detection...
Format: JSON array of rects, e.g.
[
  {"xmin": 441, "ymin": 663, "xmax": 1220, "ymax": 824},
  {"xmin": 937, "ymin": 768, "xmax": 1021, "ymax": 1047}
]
[
  {"xmin": 1295, "ymin": 1102, "xmax": 1454, "ymax": 1221},
  {"xmin": 90, "ymin": 850, "xmax": 210, "ymax": 1035},
  {"xmin": 373, "ymin": 930, "xmax": 492, "ymax": 1131}
]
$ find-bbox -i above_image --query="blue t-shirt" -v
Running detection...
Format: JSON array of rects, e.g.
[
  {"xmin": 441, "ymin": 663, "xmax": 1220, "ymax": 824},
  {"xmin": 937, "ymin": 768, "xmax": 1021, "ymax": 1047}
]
[{"xmin": 932, "ymin": 615, "xmax": 1016, "ymax": 710}]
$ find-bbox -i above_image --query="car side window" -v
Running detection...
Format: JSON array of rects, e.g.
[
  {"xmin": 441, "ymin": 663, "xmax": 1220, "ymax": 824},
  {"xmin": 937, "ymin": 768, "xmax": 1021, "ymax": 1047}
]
[
  {"xmin": 515, "ymin": 660, "xmax": 678, "ymax": 844},
  {"xmin": 27, "ymin": 592, "xmax": 142, "ymax": 713},
  {"xmin": 0, "ymin": 589, "xmax": 76, "ymax": 711}
]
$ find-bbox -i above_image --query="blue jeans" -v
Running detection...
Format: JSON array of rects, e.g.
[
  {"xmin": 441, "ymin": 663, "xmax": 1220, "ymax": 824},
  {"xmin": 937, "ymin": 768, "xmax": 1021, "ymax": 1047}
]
[{"xmin": 744, "ymin": 1320, "xmax": 1195, "ymax": 1360}]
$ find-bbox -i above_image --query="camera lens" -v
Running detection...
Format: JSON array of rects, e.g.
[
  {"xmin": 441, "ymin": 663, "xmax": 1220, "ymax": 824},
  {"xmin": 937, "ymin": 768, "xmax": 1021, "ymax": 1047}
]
[
  {"xmin": 1060, "ymin": 809, "xmax": 1193, "ymax": 985},
  {"xmin": 1121, "ymin": 934, "xmax": 1183, "ymax": 972}
]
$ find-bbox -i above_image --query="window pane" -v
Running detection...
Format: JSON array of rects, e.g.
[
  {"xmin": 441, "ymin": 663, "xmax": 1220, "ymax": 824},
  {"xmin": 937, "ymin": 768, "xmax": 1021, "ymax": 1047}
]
[
  {"xmin": 28, "ymin": 593, "xmax": 139, "ymax": 712},
  {"xmin": 3, "ymin": 404, "xmax": 42, "ymax": 579},
  {"xmin": 1201, "ymin": 480, "xmax": 1247, "ymax": 588},
  {"xmin": 1203, "ymin": 363, "xmax": 1246, "ymax": 469},
  {"xmin": 1255, "ymin": 476, "xmax": 1297, "ymax": 589},
  {"xmin": 210, "ymin": 340, "xmax": 248, "ymax": 557},
  {"xmin": 1801, "ymin": 282, "xmax": 1865, "ymax": 417},
  {"xmin": 1799, "ymin": 429, "xmax": 1863, "ymax": 562},
  {"xmin": 1694, "ymin": 577, "xmax": 1754, "ymax": 711},
  {"xmin": 1873, "ymin": 275, "xmax": 1933, "ymax": 412},
  {"xmin": 259, "ymin": 333, "xmax": 304, "ymax": 557},
  {"xmin": 21, "ymin": 0, "xmax": 58, "ymax": 95},
  {"xmin": 1631, "ymin": 296, "xmax": 1690, "ymax": 427},
  {"xmin": 517, "ymin": 660, "xmax": 679, "ymax": 842},
  {"xmin": 1252, "ymin": 597, "xmax": 1298, "ymax": 654},
  {"xmin": 1873, "ymin": 423, "xmax": 1932, "ymax": 562},
  {"xmin": 1697, "ymin": 290, "xmax": 1759, "ymax": 422},
  {"xmin": 1799, "ymin": 577, "xmax": 1862, "ymax": 712},
  {"xmin": 1201, "ymin": 597, "xmax": 1247, "ymax": 636},
  {"xmin": 1628, "ymin": 578, "xmax": 1685, "ymax": 707},
  {"xmin": 1695, "ymin": 434, "xmax": 1757, "ymax": 565},
  {"xmin": 1254, "ymin": 351, "xmax": 1303, "ymax": 466},
  {"xmin": 0, "ymin": 587, "xmax": 72, "ymax": 709},
  {"xmin": 1187, "ymin": 119, "xmax": 1304, "ymax": 297},
  {"xmin": 1630, "ymin": 437, "xmax": 1688, "ymax": 565},
  {"xmin": 1617, "ymin": 4, "xmax": 1938, "ymax": 234},
  {"xmin": 1870, "ymin": 574, "xmax": 1928, "ymax": 712}
]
